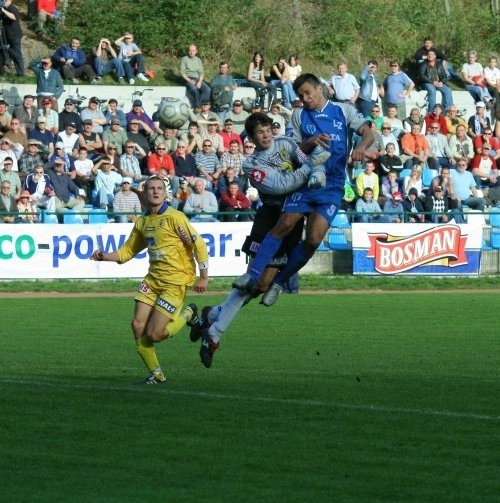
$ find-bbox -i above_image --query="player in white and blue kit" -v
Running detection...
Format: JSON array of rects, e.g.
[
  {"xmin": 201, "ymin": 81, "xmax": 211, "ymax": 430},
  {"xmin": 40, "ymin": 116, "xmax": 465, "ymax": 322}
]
[{"xmin": 233, "ymin": 73, "xmax": 374, "ymax": 305}]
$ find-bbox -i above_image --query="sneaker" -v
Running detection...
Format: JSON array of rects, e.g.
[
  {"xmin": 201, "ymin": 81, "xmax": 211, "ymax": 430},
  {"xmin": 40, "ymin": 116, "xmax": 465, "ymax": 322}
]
[
  {"xmin": 143, "ymin": 375, "xmax": 167, "ymax": 385},
  {"xmin": 189, "ymin": 305, "xmax": 212, "ymax": 342},
  {"xmin": 232, "ymin": 272, "xmax": 257, "ymax": 292},
  {"xmin": 137, "ymin": 73, "xmax": 149, "ymax": 82},
  {"xmin": 261, "ymin": 283, "xmax": 283, "ymax": 307},
  {"xmin": 199, "ymin": 330, "xmax": 219, "ymax": 368},
  {"xmin": 184, "ymin": 303, "xmax": 199, "ymax": 327},
  {"xmin": 118, "ymin": 77, "xmax": 125, "ymax": 84},
  {"xmin": 129, "ymin": 78, "xmax": 135, "ymax": 85}
]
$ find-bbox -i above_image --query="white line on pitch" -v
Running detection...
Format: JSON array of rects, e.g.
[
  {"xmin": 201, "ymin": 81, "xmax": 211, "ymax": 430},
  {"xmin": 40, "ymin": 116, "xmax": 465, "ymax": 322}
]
[{"xmin": 2, "ymin": 378, "xmax": 499, "ymax": 422}]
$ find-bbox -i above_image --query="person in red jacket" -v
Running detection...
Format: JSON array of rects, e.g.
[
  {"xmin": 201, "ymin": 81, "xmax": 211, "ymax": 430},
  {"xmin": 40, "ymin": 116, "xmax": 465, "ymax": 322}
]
[
  {"xmin": 147, "ymin": 142, "xmax": 174, "ymax": 176},
  {"xmin": 218, "ymin": 180, "xmax": 252, "ymax": 221}
]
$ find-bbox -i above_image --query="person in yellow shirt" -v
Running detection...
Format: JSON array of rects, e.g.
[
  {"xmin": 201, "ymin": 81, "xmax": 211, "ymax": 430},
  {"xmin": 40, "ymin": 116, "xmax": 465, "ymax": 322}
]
[{"xmin": 90, "ymin": 175, "xmax": 209, "ymax": 384}]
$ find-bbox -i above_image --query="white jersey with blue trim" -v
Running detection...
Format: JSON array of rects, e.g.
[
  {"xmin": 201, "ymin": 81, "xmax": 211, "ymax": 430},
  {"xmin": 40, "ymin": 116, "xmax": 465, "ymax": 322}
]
[
  {"xmin": 291, "ymin": 101, "xmax": 366, "ymax": 190},
  {"xmin": 242, "ymin": 135, "xmax": 311, "ymax": 207}
]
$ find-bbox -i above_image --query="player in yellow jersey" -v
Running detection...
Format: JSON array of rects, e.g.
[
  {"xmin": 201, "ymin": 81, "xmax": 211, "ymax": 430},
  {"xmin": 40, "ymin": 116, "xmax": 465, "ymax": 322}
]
[{"xmin": 90, "ymin": 176, "xmax": 209, "ymax": 384}]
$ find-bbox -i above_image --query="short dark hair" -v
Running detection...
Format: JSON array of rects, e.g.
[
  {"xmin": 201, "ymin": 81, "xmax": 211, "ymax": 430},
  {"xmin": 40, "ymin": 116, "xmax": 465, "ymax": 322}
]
[
  {"xmin": 108, "ymin": 98, "xmax": 117, "ymax": 105},
  {"xmin": 244, "ymin": 112, "xmax": 273, "ymax": 138},
  {"xmin": 293, "ymin": 73, "xmax": 321, "ymax": 94}
]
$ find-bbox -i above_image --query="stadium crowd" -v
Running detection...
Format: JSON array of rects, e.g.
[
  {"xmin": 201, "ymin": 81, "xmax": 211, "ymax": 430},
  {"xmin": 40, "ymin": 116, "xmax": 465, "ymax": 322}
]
[{"xmin": 0, "ymin": 14, "xmax": 499, "ymax": 224}]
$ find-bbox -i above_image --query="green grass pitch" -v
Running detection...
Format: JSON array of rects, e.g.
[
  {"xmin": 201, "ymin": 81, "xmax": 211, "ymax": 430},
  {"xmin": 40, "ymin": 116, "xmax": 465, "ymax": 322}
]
[{"xmin": 1, "ymin": 292, "xmax": 499, "ymax": 502}]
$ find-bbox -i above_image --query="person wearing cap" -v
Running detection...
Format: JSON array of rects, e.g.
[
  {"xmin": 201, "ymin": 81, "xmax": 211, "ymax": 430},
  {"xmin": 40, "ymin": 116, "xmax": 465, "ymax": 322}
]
[
  {"xmin": 180, "ymin": 45, "xmax": 211, "ymax": 110},
  {"xmin": 78, "ymin": 119, "xmax": 103, "ymax": 159},
  {"xmin": 210, "ymin": 61, "xmax": 237, "ymax": 114},
  {"xmin": 103, "ymin": 117, "xmax": 127, "ymax": 154},
  {"xmin": 114, "ymin": 32, "xmax": 149, "ymax": 85},
  {"xmin": 402, "ymin": 187, "xmax": 425, "ymax": 223},
  {"xmin": 223, "ymin": 100, "xmax": 249, "ymax": 135},
  {"xmin": 0, "ymin": 156, "xmax": 21, "ymax": 197},
  {"xmin": 172, "ymin": 176, "xmax": 192, "ymax": 211},
  {"xmin": 28, "ymin": 57, "xmax": 64, "ymax": 112},
  {"xmin": 382, "ymin": 190, "xmax": 404, "ymax": 223},
  {"xmin": 194, "ymin": 100, "xmax": 219, "ymax": 125},
  {"xmin": 0, "ymin": 138, "xmax": 19, "ymax": 172},
  {"xmin": 56, "ymin": 121, "xmax": 79, "ymax": 156},
  {"xmin": 80, "ymin": 97, "xmax": 106, "ymax": 134},
  {"xmin": 12, "ymin": 95, "xmax": 38, "ymax": 134},
  {"xmin": 47, "ymin": 158, "xmax": 85, "ymax": 214},
  {"xmin": 125, "ymin": 99, "xmax": 154, "ymax": 132},
  {"xmin": 471, "ymin": 143, "xmax": 499, "ymax": 188},
  {"xmin": 0, "ymin": 180, "xmax": 17, "ymax": 223},
  {"xmin": 91, "ymin": 156, "xmax": 122, "ymax": 211},
  {"xmin": 271, "ymin": 121, "xmax": 282, "ymax": 137},
  {"xmin": 37, "ymin": 96, "xmax": 59, "ymax": 134},
  {"xmin": 419, "ymin": 49, "xmax": 454, "ymax": 113},
  {"xmin": 104, "ymin": 99, "xmax": 127, "ymax": 130},
  {"xmin": 93, "ymin": 37, "xmax": 125, "ymax": 83},
  {"xmin": 52, "ymin": 37, "xmax": 98, "ymax": 84},
  {"xmin": 58, "ymin": 98, "xmax": 82, "ymax": 132},
  {"xmin": 0, "ymin": 0, "xmax": 24, "ymax": 77},
  {"xmin": 113, "ymin": 176, "xmax": 141, "ymax": 223},
  {"xmin": 220, "ymin": 119, "xmax": 243, "ymax": 151},
  {"xmin": 16, "ymin": 190, "xmax": 37, "ymax": 222},
  {"xmin": 424, "ymin": 183, "xmax": 464, "ymax": 224},
  {"xmin": 49, "ymin": 140, "xmax": 75, "ymax": 173},
  {"xmin": 467, "ymin": 101, "xmax": 491, "ymax": 139},
  {"xmin": 18, "ymin": 139, "xmax": 45, "ymax": 175}
]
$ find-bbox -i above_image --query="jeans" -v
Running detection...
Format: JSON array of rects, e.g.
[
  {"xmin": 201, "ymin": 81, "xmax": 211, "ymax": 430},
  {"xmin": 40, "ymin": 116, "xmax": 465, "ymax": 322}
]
[
  {"xmin": 94, "ymin": 57, "xmax": 125, "ymax": 79},
  {"xmin": 422, "ymin": 83, "xmax": 453, "ymax": 112},
  {"xmin": 269, "ymin": 79, "xmax": 296, "ymax": 108},
  {"xmin": 185, "ymin": 81, "xmax": 211, "ymax": 108},
  {"xmin": 464, "ymin": 84, "xmax": 483, "ymax": 104},
  {"xmin": 122, "ymin": 54, "xmax": 146, "ymax": 79}
]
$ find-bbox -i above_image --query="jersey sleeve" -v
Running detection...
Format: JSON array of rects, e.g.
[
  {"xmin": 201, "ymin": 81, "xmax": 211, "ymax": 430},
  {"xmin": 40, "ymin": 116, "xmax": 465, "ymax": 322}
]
[{"xmin": 116, "ymin": 220, "xmax": 147, "ymax": 264}]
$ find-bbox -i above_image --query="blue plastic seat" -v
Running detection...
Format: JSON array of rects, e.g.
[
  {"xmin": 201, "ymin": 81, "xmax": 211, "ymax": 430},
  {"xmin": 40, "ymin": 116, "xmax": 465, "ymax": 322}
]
[
  {"xmin": 88, "ymin": 209, "xmax": 108, "ymax": 224},
  {"xmin": 422, "ymin": 168, "xmax": 438, "ymax": 188},
  {"xmin": 489, "ymin": 208, "xmax": 500, "ymax": 228},
  {"xmin": 491, "ymin": 230, "xmax": 500, "ymax": 249},
  {"xmin": 398, "ymin": 168, "xmax": 412, "ymax": 180},
  {"xmin": 41, "ymin": 211, "xmax": 59, "ymax": 224},
  {"xmin": 327, "ymin": 230, "xmax": 349, "ymax": 250},
  {"xmin": 330, "ymin": 210, "xmax": 351, "ymax": 228},
  {"xmin": 63, "ymin": 210, "xmax": 84, "ymax": 224}
]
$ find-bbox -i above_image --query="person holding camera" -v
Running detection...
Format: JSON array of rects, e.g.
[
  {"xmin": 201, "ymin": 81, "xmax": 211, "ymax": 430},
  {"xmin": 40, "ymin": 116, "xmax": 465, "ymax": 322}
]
[
  {"xmin": 0, "ymin": 0, "xmax": 24, "ymax": 77},
  {"xmin": 93, "ymin": 37, "xmax": 125, "ymax": 83}
]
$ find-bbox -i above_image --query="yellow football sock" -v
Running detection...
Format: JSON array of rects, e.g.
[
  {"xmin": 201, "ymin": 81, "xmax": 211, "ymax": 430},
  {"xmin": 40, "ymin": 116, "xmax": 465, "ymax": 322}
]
[
  {"xmin": 136, "ymin": 336, "xmax": 165, "ymax": 380},
  {"xmin": 165, "ymin": 313, "xmax": 188, "ymax": 338}
]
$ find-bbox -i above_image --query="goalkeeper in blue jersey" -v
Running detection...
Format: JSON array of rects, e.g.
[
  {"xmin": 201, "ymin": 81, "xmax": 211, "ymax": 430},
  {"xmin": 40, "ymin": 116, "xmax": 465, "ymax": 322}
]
[
  {"xmin": 233, "ymin": 73, "xmax": 374, "ymax": 306},
  {"xmin": 90, "ymin": 175, "xmax": 209, "ymax": 384}
]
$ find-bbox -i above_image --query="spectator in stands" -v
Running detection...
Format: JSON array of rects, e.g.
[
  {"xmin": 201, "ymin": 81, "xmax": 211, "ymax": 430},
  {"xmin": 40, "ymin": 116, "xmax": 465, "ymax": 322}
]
[
  {"xmin": 180, "ymin": 44, "xmax": 210, "ymax": 109},
  {"xmin": 154, "ymin": 127, "xmax": 178, "ymax": 153},
  {"xmin": 113, "ymin": 177, "xmax": 141, "ymax": 222},
  {"xmin": 366, "ymin": 104, "xmax": 384, "ymax": 131},
  {"xmin": 200, "ymin": 118, "xmax": 224, "ymax": 156},
  {"xmin": 403, "ymin": 107, "xmax": 426, "ymax": 135},
  {"xmin": 4, "ymin": 117, "xmax": 27, "ymax": 158},
  {"xmin": 247, "ymin": 51, "xmax": 275, "ymax": 109},
  {"xmin": 18, "ymin": 139, "xmax": 44, "ymax": 175},
  {"xmin": 381, "ymin": 170, "xmax": 402, "ymax": 201},
  {"xmin": 216, "ymin": 165, "xmax": 242, "ymax": 195},
  {"xmin": 414, "ymin": 37, "xmax": 461, "ymax": 83},
  {"xmin": 29, "ymin": 57, "xmax": 64, "ymax": 112},
  {"xmin": 56, "ymin": 121, "xmax": 79, "ymax": 156},
  {"xmin": 351, "ymin": 121, "xmax": 382, "ymax": 173},
  {"xmin": 0, "ymin": 99, "xmax": 11, "ymax": 128},
  {"xmin": 419, "ymin": 49, "xmax": 454, "ymax": 113},
  {"xmin": 355, "ymin": 187, "xmax": 383, "ymax": 222},
  {"xmin": 103, "ymin": 118, "xmax": 127, "ymax": 154},
  {"xmin": 467, "ymin": 101, "xmax": 491, "ymax": 139},
  {"xmin": 431, "ymin": 166, "xmax": 458, "ymax": 209},
  {"xmin": 91, "ymin": 156, "xmax": 122, "ymax": 211},
  {"xmin": 73, "ymin": 146, "xmax": 94, "ymax": 197},
  {"xmin": 104, "ymin": 99, "xmax": 127, "ymax": 130},
  {"xmin": 29, "ymin": 116, "xmax": 55, "ymax": 165},
  {"xmin": 126, "ymin": 119, "xmax": 150, "ymax": 158},
  {"xmin": 270, "ymin": 56, "xmax": 296, "ymax": 109},
  {"xmin": 0, "ymin": 157, "xmax": 21, "ymax": 197},
  {"xmin": 223, "ymin": 99, "xmax": 249, "ymax": 135},
  {"xmin": 80, "ymin": 97, "xmax": 106, "ymax": 134},
  {"xmin": 267, "ymin": 101, "xmax": 291, "ymax": 132},
  {"xmin": 182, "ymin": 121, "xmax": 203, "ymax": 154},
  {"xmin": 48, "ymin": 158, "xmax": 85, "ymax": 214},
  {"xmin": 401, "ymin": 123, "xmax": 430, "ymax": 169},
  {"xmin": 357, "ymin": 60, "xmax": 384, "ymax": 118},
  {"xmin": 194, "ymin": 139, "xmax": 222, "ymax": 191},
  {"xmin": 383, "ymin": 104, "xmax": 403, "ymax": 139},
  {"xmin": 115, "ymin": 32, "xmax": 149, "ymax": 84},
  {"xmin": 424, "ymin": 184, "xmax": 464, "ymax": 224},
  {"xmin": 471, "ymin": 144, "xmax": 499, "ymax": 189},
  {"xmin": 35, "ymin": 0, "xmax": 57, "ymax": 35},
  {"xmin": 13, "ymin": 95, "xmax": 37, "ymax": 134},
  {"xmin": 451, "ymin": 159, "xmax": 485, "ymax": 211},
  {"xmin": 93, "ymin": 37, "xmax": 125, "ymax": 83},
  {"xmin": 383, "ymin": 60, "xmax": 414, "ymax": 119},
  {"xmin": 16, "ymin": 189, "xmax": 37, "ymax": 222},
  {"xmin": 38, "ymin": 97, "xmax": 58, "ymax": 134},
  {"xmin": 379, "ymin": 142, "xmax": 403, "ymax": 175},
  {"xmin": 105, "ymin": 143, "xmax": 121, "ymax": 170},
  {"xmin": 404, "ymin": 165, "xmax": 423, "ymax": 198},
  {"xmin": 484, "ymin": 56, "xmax": 500, "ymax": 122},
  {"xmin": 402, "ymin": 187, "xmax": 424, "ymax": 222},
  {"xmin": 22, "ymin": 165, "xmax": 54, "ymax": 211},
  {"xmin": 210, "ymin": 61, "xmax": 237, "ymax": 116},
  {"xmin": 219, "ymin": 181, "xmax": 252, "ymax": 221},
  {"xmin": 382, "ymin": 191, "xmax": 404, "ymax": 223},
  {"xmin": 449, "ymin": 124, "xmax": 474, "ymax": 165},
  {"xmin": 0, "ymin": 138, "xmax": 19, "ymax": 172},
  {"xmin": 473, "ymin": 127, "xmax": 498, "ymax": 156},
  {"xmin": 221, "ymin": 140, "xmax": 245, "ymax": 177},
  {"xmin": 220, "ymin": 119, "xmax": 243, "ymax": 151},
  {"xmin": 425, "ymin": 121, "xmax": 454, "ymax": 169},
  {"xmin": 183, "ymin": 177, "xmax": 219, "ymax": 221},
  {"xmin": 355, "ymin": 159, "xmax": 379, "ymax": 199},
  {"xmin": 444, "ymin": 105, "xmax": 468, "ymax": 138},
  {"xmin": 0, "ymin": 180, "xmax": 17, "ymax": 222},
  {"xmin": 287, "ymin": 54, "xmax": 302, "ymax": 83},
  {"xmin": 195, "ymin": 100, "xmax": 219, "ymax": 125},
  {"xmin": 172, "ymin": 141, "xmax": 197, "ymax": 186},
  {"xmin": 147, "ymin": 142, "xmax": 174, "ymax": 176},
  {"xmin": 48, "ymin": 141, "xmax": 74, "ymax": 173},
  {"xmin": 0, "ymin": 0, "xmax": 24, "ymax": 76},
  {"xmin": 380, "ymin": 122, "xmax": 400, "ymax": 155},
  {"xmin": 326, "ymin": 61, "xmax": 360, "ymax": 105},
  {"xmin": 172, "ymin": 176, "xmax": 192, "ymax": 211},
  {"xmin": 58, "ymin": 98, "xmax": 82, "ymax": 133},
  {"xmin": 78, "ymin": 119, "xmax": 103, "ymax": 159},
  {"xmin": 461, "ymin": 50, "xmax": 491, "ymax": 105},
  {"xmin": 126, "ymin": 99, "xmax": 154, "ymax": 132},
  {"xmin": 52, "ymin": 37, "xmax": 98, "ymax": 84},
  {"xmin": 424, "ymin": 104, "xmax": 448, "ymax": 136},
  {"xmin": 120, "ymin": 141, "xmax": 144, "ymax": 183}
]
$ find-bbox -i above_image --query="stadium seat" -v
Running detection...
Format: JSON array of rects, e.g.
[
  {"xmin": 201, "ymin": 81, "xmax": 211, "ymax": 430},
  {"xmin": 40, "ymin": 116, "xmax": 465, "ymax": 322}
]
[
  {"xmin": 88, "ymin": 209, "xmax": 108, "ymax": 224},
  {"xmin": 63, "ymin": 210, "xmax": 84, "ymax": 224},
  {"xmin": 489, "ymin": 208, "xmax": 500, "ymax": 228},
  {"xmin": 331, "ymin": 210, "xmax": 351, "ymax": 228},
  {"xmin": 327, "ymin": 230, "xmax": 349, "ymax": 250},
  {"xmin": 41, "ymin": 211, "xmax": 59, "ymax": 224},
  {"xmin": 353, "ymin": 167, "xmax": 364, "ymax": 179},
  {"xmin": 398, "ymin": 168, "xmax": 412, "ymax": 180},
  {"xmin": 422, "ymin": 168, "xmax": 438, "ymax": 188},
  {"xmin": 491, "ymin": 230, "xmax": 500, "ymax": 249}
]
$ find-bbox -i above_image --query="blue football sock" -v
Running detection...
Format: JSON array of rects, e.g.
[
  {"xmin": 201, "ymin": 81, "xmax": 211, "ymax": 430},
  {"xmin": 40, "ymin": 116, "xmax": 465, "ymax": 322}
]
[
  {"xmin": 274, "ymin": 241, "xmax": 314, "ymax": 285},
  {"xmin": 248, "ymin": 234, "xmax": 283, "ymax": 280}
]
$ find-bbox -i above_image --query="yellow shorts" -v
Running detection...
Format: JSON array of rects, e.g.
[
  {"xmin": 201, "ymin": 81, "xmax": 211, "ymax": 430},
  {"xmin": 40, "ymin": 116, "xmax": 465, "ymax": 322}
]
[{"xmin": 134, "ymin": 281, "xmax": 187, "ymax": 319}]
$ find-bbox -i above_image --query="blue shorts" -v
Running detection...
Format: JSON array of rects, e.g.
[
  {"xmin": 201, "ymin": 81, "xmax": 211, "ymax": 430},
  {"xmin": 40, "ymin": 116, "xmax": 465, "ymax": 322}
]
[{"xmin": 283, "ymin": 185, "xmax": 343, "ymax": 224}]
